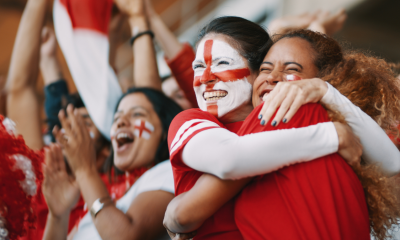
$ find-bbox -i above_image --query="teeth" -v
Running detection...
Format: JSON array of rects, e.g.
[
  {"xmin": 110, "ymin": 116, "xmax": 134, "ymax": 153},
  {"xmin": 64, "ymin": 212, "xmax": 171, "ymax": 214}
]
[
  {"xmin": 117, "ymin": 133, "xmax": 131, "ymax": 140},
  {"xmin": 204, "ymin": 91, "xmax": 227, "ymax": 101}
]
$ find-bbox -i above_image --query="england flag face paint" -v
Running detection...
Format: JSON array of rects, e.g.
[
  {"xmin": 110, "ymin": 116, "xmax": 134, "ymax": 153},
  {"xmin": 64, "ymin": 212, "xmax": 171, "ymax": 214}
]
[
  {"xmin": 133, "ymin": 119, "xmax": 154, "ymax": 140},
  {"xmin": 193, "ymin": 39, "xmax": 252, "ymax": 118}
]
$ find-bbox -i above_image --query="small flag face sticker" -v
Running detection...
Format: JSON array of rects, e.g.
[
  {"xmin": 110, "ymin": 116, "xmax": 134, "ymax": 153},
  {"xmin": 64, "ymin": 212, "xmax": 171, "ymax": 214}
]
[
  {"xmin": 286, "ymin": 74, "xmax": 302, "ymax": 81},
  {"xmin": 133, "ymin": 119, "xmax": 154, "ymax": 140}
]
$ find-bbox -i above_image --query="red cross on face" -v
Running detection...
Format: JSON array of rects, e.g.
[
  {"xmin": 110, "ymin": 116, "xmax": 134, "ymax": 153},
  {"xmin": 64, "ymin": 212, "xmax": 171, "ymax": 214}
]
[
  {"xmin": 193, "ymin": 39, "xmax": 251, "ymax": 116},
  {"xmin": 134, "ymin": 120, "xmax": 154, "ymax": 139},
  {"xmin": 193, "ymin": 40, "xmax": 251, "ymax": 87}
]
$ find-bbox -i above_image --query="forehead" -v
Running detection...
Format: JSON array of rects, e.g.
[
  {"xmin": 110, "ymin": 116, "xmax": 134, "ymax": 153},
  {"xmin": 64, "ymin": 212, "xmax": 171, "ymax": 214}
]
[
  {"xmin": 117, "ymin": 92, "xmax": 154, "ymax": 112},
  {"xmin": 196, "ymin": 36, "xmax": 241, "ymax": 60},
  {"xmin": 265, "ymin": 37, "xmax": 315, "ymax": 63}
]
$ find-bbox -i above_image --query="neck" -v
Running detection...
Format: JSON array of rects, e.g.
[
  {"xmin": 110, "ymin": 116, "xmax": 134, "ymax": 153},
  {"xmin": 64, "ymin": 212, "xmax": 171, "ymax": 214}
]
[{"xmin": 218, "ymin": 103, "xmax": 253, "ymax": 124}]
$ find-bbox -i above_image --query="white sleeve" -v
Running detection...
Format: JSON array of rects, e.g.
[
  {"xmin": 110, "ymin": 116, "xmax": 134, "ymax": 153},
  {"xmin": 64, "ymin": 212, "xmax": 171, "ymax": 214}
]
[
  {"xmin": 321, "ymin": 82, "xmax": 400, "ymax": 176},
  {"xmin": 182, "ymin": 122, "xmax": 338, "ymax": 180}
]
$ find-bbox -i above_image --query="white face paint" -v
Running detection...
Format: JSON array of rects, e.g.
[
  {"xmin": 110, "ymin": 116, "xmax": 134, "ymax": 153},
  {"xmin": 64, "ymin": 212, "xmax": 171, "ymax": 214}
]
[
  {"xmin": 192, "ymin": 39, "xmax": 252, "ymax": 118},
  {"xmin": 133, "ymin": 119, "xmax": 154, "ymax": 140}
]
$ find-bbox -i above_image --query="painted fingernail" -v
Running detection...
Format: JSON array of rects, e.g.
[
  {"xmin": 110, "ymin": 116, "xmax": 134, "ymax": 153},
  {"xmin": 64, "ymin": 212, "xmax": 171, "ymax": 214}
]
[
  {"xmin": 271, "ymin": 120, "xmax": 277, "ymax": 127},
  {"xmin": 258, "ymin": 114, "xmax": 263, "ymax": 120},
  {"xmin": 261, "ymin": 120, "xmax": 266, "ymax": 126},
  {"xmin": 283, "ymin": 118, "xmax": 287, "ymax": 123}
]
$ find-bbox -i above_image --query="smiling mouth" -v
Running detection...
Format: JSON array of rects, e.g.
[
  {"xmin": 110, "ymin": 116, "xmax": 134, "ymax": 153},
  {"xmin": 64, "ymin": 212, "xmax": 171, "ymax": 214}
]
[
  {"xmin": 115, "ymin": 132, "xmax": 134, "ymax": 152},
  {"xmin": 203, "ymin": 90, "xmax": 228, "ymax": 102}
]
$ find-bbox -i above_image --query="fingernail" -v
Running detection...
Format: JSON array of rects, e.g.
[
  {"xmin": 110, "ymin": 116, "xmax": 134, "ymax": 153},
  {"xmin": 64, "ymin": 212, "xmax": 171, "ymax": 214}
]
[
  {"xmin": 258, "ymin": 114, "xmax": 263, "ymax": 120},
  {"xmin": 261, "ymin": 120, "xmax": 266, "ymax": 126},
  {"xmin": 271, "ymin": 120, "xmax": 277, "ymax": 127},
  {"xmin": 283, "ymin": 118, "xmax": 287, "ymax": 123}
]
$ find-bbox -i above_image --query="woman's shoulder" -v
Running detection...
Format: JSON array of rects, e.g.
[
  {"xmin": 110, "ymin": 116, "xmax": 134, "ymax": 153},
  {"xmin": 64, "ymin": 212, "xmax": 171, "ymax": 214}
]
[{"xmin": 116, "ymin": 161, "xmax": 174, "ymax": 212}]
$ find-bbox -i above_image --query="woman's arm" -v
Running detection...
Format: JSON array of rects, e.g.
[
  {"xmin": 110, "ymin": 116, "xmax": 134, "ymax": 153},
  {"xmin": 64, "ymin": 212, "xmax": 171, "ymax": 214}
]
[
  {"xmin": 258, "ymin": 78, "xmax": 400, "ymax": 176},
  {"xmin": 5, "ymin": 0, "xmax": 47, "ymax": 150},
  {"xmin": 54, "ymin": 106, "xmax": 173, "ymax": 240},
  {"xmin": 164, "ymin": 174, "xmax": 250, "ymax": 233},
  {"xmin": 182, "ymin": 122, "xmax": 342, "ymax": 180},
  {"xmin": 116, "ymin": 0, "xmax": 162, "ymax": 91},
  {"xmin": 321, "ymin": 82, "xmax": 400, "ymax": 176},
  {"xmin": 145, "ymin": 0, "xmax": 198, "ymax": 108}
]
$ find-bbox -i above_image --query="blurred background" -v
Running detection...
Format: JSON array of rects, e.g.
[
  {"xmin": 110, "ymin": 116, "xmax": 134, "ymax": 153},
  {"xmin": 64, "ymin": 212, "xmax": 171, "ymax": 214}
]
[{"xmin": 1, "ymin": 0, "xmax": 399, "ymax": 89}]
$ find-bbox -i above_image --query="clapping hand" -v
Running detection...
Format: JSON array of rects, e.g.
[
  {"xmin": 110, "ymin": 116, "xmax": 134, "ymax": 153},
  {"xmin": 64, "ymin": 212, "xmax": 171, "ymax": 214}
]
[
  {"xmin": 42, "ymin": 144, "xmax": 80, "ymax": 218},
  {"xmin": 53, "ymin": 104, "xmax": 97, "ymax": 175}
]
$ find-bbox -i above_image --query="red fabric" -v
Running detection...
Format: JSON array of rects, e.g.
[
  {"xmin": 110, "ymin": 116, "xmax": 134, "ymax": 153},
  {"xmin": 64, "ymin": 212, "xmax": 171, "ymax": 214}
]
[
  {"xmin": 168, "ymin": 109, "xmax": 243, "ymax": 240},
  {"xmin": 235, "ymin": 103, "xmax": 370, "ymax": 240},
  {"xmin": 165, "ymin": 43, "xmax": 198, "ymax": 108},
  {"xmin": 0, "ymin": 116, "xmax": 44, "ymax": 240},
  {"xmin": 59, "ymin": 0, "xmax": 113, "ymax": 34}
]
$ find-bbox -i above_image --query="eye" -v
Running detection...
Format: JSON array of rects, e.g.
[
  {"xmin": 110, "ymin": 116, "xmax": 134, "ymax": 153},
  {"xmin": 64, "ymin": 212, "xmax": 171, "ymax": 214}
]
[
  {"xmin": 287, "ymin": 68, "xmax": 300, "ymax": 72},
  {"xmin": 260, "ymin": 68, "xmax": 272, "ymax": 73},
  {"xmin": 113, "ymin": 116, "xmax": 120, "ymax": 123},
  {"xmin": 132, "ymin": 112, "xmax": 145, "ymax": 118},
  {"xmin": 217, "ymin": 60, "xmax": 229, "ymax": 66},
  {"xmin": 193, "ymin": 64, "xmax": 205, "ymax": 70}
]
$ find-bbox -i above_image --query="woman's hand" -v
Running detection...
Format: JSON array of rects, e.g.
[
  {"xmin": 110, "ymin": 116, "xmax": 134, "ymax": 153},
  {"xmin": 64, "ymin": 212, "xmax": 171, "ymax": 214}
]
[
  {"xmin": 268, "ymin": 12, "xmax": 317, "ymax": 35},
  {"xmin": 114, "ymin": 0, "xmax": 146, "ymax": 18},
  {"xmin": 165, "ymin": 228, "xmax": 197, "ymax": 240},
  {"xmin": 42, "ymin": 143, "xmax": 80, "ymax": 218},
  {"xmin": 53, "ymin": 104, "xmax": 97, "ymax": 174},
  {"xmin": 259, "ymin": 78, "xmax": 328, "ymax": 127},
  {"xmin": 334, "ymin": 122, "xmax": 362, "ymax": 166},
  {"xmin": 308, "ymin": 9, "xmax": 347, "ymax": 36}
]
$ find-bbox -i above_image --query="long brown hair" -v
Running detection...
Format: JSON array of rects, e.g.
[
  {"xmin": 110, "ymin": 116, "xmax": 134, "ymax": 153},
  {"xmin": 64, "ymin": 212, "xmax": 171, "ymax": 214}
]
[{"xmin": 275, "ymin": 29, "xmax": 400, "ymax": 240}]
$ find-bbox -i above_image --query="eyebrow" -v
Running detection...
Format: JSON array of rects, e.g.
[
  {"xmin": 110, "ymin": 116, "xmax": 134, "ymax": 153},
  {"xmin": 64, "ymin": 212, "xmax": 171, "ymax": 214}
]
[
  {"xmin": 261, "ymin": 61, "xmax": 303, "ymax": 69},
  {"xmin": 81, "ymin": 114, "xmax": 91, "ymax": 119},
  {"xmin": 115, "ymin": 106, "xmax": 149, "ymax": 115}
]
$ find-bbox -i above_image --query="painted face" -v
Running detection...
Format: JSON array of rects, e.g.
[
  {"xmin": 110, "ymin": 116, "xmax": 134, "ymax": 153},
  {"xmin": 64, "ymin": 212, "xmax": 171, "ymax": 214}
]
[
  {"xmin": 252, "ymin": 37, "xmax": 319, "ymax": 107},
  {"xmin": 193, "ymin": 38, "xmax": 252, "ymax": 118},
  {"xmin": 110, "ymin": 92, "xmax": 163, "ymax": 171}
]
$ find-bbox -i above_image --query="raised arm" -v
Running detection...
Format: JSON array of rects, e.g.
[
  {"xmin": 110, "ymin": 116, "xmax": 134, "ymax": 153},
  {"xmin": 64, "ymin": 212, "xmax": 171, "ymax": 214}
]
[
  {"xmin": 116, "ymin": 0, "xmax": 162, "ymax": 91},
  {"xmin": 5, "ymin": 0, "xmax": 47, "ymax": 150},
  {"xmin": 321, "ymin": 82, "xmax": 400, "ymax": 176},
  {"xmin": 145, "ymin": 0, "xmax": 198, "ymax": 108}
]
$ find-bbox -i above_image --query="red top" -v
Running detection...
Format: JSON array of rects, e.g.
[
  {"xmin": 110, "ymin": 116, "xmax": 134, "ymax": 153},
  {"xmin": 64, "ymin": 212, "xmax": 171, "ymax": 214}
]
[
  {"xmin": 165, "ymin": 43, "xmax": 198, "ymax": 108},
  {"xmin": 168, "ymin": 108, "xmax": 243, "ymax": 240},
  {"xmin": 235, "ymin": 103, "xmax": 370, "ymax": 240}
]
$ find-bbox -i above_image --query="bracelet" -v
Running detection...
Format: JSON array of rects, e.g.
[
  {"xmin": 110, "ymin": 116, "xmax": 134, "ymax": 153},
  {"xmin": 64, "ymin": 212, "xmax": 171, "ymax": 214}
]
[
  {"xmin": 130, "ymin": 30, "xmax": 155, "ymax": 46},
  {"xmin": 90, "ymin": 196, "xmax": 113, "ymax": 218}
]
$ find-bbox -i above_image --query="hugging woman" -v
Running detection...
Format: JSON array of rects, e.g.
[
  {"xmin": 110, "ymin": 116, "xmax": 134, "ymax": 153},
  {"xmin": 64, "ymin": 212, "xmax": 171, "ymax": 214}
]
[{"xmin": 164, "ymin": 17, "xmax": 400, "ymax": 240}]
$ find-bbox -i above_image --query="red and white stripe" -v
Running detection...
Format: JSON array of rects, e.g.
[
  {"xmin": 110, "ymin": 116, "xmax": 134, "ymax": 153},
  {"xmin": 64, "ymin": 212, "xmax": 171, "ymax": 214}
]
[
  {"xmin": 53, "ymin": 0, "xmax": 122, "ymax": 140},
  {"xmin": 170, "ymin": 119, "xmax": 220, "ymax": 155}
]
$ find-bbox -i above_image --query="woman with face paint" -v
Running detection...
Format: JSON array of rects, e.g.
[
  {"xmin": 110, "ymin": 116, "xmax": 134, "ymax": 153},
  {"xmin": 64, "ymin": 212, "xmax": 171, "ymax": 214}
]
[
  {"xmin": 164, "ymin": 17, "xmax": 400, "ymax": 240},
  {"xmin": 41, "ymin": 0, "xmax": 183, "ymax": 239}
]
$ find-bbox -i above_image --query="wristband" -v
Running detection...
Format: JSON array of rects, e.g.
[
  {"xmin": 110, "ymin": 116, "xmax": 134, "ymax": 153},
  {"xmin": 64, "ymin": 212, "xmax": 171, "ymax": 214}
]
[
  {"xmin": 90, "ymin": 197, "xmax": 113, "ymax": 218},
  {"xmin": 130, "ymin": 30, "xmax": 155, "ymax": 46}
]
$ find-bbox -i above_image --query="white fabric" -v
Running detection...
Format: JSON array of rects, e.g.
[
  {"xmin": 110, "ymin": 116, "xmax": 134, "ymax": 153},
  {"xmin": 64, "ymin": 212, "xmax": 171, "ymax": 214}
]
[
  {"xmin": 321, "ymin": 82, "xmax": 400, "ymax": 176},
  {"xmin": 53, "ymin": 0, "xmax": 123, "ymax": 140},
  {"xmin": 183, "ymin": 122, "xmax": 338, "ymax": 180},
  {"xmin": 73, "ymin": 161, "xmax": 174, "ymax": 240}
]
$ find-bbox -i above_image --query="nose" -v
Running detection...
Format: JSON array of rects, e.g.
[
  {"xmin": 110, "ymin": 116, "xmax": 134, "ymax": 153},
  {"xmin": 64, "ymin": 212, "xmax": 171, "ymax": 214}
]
[
  {"xmin": 116, "ymin": 114, "xmax": 130, "ymax": 129},
  {"xmin": 265, "ymin": 70, "xmax": 284, "ymax": 85},
  {"xmin": 199, "ymin": 66, "xmax": 217, "ymax": 85}
]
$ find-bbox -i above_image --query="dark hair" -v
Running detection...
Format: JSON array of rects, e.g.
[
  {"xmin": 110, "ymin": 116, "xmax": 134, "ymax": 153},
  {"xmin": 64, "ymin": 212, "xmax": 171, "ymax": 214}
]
[
  {"xmin": 198, "ymin": 16, "xmax": 271, "ymax": 72},
  {"xmin": 106, "ymin": 87, "xmax": 182, "ymax": 176},
  {"xmin": 273, "ymin": 30, "xmax": 343, "ymax": 77},
  {"xmin": 66, "ymin": 93, "xmax": 85, "ymax": 109}
]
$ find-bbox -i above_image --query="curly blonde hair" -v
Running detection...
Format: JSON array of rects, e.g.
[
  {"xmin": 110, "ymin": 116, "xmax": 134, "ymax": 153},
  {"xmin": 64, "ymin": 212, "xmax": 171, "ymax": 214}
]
[{"xmin": 276, "ymin": 29, "xmax": 400, "ymax": 240}]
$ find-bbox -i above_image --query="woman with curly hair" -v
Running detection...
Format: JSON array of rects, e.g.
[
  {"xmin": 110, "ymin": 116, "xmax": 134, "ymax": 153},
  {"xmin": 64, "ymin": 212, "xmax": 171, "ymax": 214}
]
[{"xmin": 165, "ymin": 26, "xmax": 400, "ymax": 240}]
